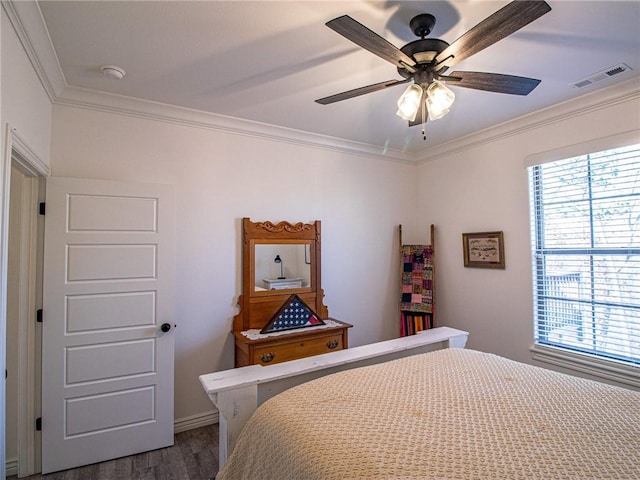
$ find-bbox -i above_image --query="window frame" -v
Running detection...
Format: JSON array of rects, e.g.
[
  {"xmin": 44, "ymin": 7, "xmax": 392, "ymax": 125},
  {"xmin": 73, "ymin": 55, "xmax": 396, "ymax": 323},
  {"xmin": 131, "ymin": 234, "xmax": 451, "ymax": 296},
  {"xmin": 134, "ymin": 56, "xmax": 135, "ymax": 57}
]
[{"xmin": 526, "ymin": 133, "xmax": 640, "ymax": 388}]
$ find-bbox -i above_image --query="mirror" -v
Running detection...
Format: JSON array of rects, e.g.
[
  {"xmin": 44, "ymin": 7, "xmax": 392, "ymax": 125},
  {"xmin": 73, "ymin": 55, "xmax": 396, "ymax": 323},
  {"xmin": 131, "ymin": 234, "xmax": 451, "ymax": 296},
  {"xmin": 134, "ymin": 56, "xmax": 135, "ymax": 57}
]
[
  {"xmin": 235, "ymin": 218, "xmax": 327, "ymax": 333},
  {"xmin": 254, "ymin": 243, "xmax": 311, "ymax": 291}
]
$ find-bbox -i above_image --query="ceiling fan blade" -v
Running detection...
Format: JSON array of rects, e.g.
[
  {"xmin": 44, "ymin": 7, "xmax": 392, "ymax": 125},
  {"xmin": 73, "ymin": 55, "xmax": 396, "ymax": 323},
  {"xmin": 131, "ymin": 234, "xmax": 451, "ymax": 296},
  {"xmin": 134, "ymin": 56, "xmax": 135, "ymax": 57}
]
[
  {"xmin": 326, "ymin": 15, "xmax": 416, "ymax": 70},
  {"xmin": 315, "ymin": 78, "xmax": 410, "ymax": 105},
  {"xmin": 434, "ymin": 0, "xmax": 551, "ymax": 71},
  {"xmin": 444, "ymin": 71, "xmax": 541, "ymax": 95}
]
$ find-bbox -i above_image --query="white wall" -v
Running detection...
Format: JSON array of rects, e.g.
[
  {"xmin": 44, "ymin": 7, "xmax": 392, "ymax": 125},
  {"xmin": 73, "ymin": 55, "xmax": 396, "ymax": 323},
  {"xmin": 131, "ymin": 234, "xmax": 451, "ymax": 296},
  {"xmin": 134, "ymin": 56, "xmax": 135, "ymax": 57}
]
[
  {"xmin": 49, "ymin": 104, "xmax": 421, "ymax": 419},
  {"xmin": 417, "ymin": 90, "xmax": 640, "ymax": 372},
  {"xmin": 1, "ymin": 13, "xmax": 52, "ymax": 165}
]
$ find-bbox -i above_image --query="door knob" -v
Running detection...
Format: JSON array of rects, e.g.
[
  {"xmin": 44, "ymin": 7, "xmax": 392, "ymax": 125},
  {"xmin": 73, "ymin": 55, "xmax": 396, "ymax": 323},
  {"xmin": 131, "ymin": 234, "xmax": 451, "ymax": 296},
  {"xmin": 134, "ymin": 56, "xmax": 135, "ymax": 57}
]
[{"xmin": 160, "ymin": 323, "xmax": 172, "ymax": 333}]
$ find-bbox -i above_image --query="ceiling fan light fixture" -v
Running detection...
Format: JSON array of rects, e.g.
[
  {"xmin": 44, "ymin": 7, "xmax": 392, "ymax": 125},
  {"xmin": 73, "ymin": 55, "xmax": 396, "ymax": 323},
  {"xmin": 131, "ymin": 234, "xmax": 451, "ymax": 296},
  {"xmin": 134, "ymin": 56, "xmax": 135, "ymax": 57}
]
[
  {"xmin": 427, "ymin": 105, "xmax": 450, "ymax": 121},
  {"xmin": 396, "ymin": 84, "xmax": 423, "ymax": 121},
  {"xmin": 318, "ymin": 1, "xmax": 552, "ymax": 133},
  {"xmin": 426, "ymin": 80, "xmax": 455, "ymax": 120}
]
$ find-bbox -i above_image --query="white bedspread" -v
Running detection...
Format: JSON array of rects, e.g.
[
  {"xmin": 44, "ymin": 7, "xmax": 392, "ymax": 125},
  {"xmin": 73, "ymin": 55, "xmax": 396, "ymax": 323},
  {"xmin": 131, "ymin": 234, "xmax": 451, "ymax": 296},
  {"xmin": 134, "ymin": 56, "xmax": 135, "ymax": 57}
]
[{"xmin": 216, "ymin": 348, "xmax": 640, "ymax": 479}]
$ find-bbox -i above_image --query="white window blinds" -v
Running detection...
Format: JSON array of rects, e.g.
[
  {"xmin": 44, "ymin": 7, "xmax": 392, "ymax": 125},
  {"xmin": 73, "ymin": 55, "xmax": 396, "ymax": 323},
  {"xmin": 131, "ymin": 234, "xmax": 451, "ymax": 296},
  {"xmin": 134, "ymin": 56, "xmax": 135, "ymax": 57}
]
[{"xmin": 528, "ymin": 142, "xmax": 640, "ymax": 366}]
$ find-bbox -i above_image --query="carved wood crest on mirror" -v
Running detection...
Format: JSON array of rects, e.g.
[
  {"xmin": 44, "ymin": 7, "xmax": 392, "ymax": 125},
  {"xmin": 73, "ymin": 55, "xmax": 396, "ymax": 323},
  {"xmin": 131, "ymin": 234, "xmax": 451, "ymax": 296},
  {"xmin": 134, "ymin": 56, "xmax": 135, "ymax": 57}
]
[{"xmin": 233, "ymin": 218, "xmax": 350, "ymax": 367}]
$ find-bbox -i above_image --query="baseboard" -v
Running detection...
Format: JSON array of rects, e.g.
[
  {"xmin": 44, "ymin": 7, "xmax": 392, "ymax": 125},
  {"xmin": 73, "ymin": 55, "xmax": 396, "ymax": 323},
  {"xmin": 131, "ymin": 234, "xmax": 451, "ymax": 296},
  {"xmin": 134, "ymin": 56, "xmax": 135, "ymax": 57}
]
[
  {"xmin": 174, "ymin": 410, "xmax": 218, "ymax": 434},
  {"xmin": 6, "ymin": 457, "xmax": 18, "ymax": 476}
]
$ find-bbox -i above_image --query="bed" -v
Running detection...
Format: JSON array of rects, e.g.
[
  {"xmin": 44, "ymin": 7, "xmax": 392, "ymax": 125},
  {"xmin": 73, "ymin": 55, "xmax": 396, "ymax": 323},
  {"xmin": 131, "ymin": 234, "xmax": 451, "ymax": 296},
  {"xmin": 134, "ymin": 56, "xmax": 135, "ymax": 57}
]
[{"xmin": 215, "ymin": 348, "xmax": 640, "ymax": 479}]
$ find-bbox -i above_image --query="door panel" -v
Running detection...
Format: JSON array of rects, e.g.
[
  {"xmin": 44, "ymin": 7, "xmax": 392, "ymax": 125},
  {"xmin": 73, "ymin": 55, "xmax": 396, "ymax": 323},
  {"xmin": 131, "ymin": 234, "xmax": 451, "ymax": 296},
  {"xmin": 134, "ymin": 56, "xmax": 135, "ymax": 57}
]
[
  {"xmin": 67, "ymin": 194, "xmax": 157, "ymax": 232},
  {"xmin": 65, "ymin": 339, "xmax": 155, "ymax": 383},
  {"xmin": 41, "ymin": 177, "xmax": 175, "ymax": 473},
  {"xmin": 66, "ymin": 244, "xmax": 157, "ymax": 280},
  {"xmin": 65, "ymin": 386, "xmax": 155, "ymax": 436},
  {"xmin": 66, "ymin": 291, "xmax": 156, "ymax": 332}
]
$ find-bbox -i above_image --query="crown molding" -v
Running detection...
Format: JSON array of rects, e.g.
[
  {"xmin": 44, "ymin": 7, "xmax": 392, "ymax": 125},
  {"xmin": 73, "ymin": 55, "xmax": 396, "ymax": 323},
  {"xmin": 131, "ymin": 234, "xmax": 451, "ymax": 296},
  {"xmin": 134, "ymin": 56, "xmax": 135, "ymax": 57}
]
[
  {"xmin": 2, "ymin": 1, "xmax": 66, "ymax": 102},
  {"xmin": 52, "ymin": 76, "xmax": 640, "ymax": 168},
  {"xmin": 55, "ymin": 86, "xmax": 416, "ymax": 165},
  {"xmin": 414, "ymin": 77, "xmax": 640, "ymax": 164}
]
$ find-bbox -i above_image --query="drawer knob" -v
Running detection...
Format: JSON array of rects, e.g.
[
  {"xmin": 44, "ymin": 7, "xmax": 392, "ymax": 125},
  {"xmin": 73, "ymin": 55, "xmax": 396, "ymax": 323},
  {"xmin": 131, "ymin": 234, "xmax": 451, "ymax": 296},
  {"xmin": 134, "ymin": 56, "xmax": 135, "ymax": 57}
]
[
  {"xmin": 326, "ymin": 340, "xmax": 339, "ymax": 349},
  {"xmin": 260, "ymin": 352, "xmax": 275, "ymax": 363}
]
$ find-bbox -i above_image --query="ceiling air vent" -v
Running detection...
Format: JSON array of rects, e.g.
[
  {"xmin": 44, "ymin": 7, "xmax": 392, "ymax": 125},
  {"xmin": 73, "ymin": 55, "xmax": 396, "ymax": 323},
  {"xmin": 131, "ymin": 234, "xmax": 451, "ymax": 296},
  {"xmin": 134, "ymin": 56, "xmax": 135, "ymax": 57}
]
[{"xmin": 571, "ymin": 63, "xmax": 632, "ymax": 89}]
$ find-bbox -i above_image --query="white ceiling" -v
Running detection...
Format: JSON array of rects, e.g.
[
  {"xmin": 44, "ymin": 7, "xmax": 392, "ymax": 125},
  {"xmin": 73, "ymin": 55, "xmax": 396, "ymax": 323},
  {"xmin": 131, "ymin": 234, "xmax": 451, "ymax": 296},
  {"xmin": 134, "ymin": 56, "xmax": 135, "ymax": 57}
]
[{"xmin": 35, "ymin": 1, "xmax": 640, "ymax": 155}]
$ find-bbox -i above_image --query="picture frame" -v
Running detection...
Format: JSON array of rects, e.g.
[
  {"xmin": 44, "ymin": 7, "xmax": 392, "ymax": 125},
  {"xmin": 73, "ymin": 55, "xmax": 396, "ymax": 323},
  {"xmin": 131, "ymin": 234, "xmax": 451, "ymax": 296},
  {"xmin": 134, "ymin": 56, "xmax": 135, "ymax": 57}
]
[{"xmin": 462, "ymin": 231, "xmax": 505, "ymax": 269}]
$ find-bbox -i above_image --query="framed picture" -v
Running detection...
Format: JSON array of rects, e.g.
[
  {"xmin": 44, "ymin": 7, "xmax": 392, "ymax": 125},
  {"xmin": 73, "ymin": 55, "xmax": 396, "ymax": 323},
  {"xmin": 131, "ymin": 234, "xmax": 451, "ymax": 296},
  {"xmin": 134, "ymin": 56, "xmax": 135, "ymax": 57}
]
[{"xmin": 462, "ymin": 231, "xmax": 505, "ymax": 269}]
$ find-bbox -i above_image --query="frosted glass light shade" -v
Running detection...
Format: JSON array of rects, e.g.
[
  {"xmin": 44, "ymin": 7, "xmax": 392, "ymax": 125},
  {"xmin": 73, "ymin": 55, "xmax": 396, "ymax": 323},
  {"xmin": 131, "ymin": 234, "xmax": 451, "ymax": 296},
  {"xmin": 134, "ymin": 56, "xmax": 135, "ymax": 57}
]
[
  {"xmin": 426, "ymin": 80, "xmax": 455, "ymax": 120},
  {"xmin": 396, "ymin": 84, "xmax": 423, "ymax": 121}
]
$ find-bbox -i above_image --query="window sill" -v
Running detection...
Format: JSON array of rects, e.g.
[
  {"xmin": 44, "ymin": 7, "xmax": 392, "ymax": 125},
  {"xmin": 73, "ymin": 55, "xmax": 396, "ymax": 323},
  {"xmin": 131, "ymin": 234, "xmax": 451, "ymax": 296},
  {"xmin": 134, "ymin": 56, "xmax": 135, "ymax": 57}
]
[{"xmin": 530, "ymin": 344, "xmax": 639, "ymax": 390}]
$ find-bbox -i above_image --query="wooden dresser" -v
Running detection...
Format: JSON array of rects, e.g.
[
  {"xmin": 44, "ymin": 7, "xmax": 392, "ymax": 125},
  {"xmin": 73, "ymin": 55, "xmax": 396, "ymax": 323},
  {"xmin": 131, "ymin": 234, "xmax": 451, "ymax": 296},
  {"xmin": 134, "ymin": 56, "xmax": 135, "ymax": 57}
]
[
  {"xmin": 234, "ymin": 318, "xmax": 351, "ymax": 367},
  {"xmin": 233, "ymin": 218, "xmax": 351, "ymax": 367}
]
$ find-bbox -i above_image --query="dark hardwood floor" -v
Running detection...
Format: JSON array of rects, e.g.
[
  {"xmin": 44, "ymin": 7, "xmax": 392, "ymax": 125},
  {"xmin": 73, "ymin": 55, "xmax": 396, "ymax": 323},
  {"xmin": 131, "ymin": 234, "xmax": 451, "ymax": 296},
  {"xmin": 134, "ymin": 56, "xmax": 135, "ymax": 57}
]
[{"xmin": 7, "ymin": 424, "xmax": 219, "ymax": 480}]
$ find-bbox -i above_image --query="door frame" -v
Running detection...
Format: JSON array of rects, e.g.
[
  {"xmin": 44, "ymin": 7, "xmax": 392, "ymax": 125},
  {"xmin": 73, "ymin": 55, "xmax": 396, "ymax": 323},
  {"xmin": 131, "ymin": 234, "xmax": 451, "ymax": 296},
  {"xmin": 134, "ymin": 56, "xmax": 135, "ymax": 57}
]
[{"xmin": 2, "ymin": 123, "xmax": 49, "ymax": 476}]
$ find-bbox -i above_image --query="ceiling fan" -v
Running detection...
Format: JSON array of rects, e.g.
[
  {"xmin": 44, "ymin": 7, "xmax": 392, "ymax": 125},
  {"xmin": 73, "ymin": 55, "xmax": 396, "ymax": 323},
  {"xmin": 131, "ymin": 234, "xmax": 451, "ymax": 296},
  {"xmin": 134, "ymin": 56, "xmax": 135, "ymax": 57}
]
[{"xmin": 315, "ymin": 0, "xmax": 552, "ymax": 131}]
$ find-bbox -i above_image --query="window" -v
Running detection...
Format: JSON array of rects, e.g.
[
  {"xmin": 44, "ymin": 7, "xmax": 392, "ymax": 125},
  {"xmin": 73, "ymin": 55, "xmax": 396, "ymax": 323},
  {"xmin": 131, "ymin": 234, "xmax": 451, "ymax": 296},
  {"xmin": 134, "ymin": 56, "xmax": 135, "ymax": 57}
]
[{"xmin": 528, "ymin": 142, "xmax": 640, "ymax": 368}]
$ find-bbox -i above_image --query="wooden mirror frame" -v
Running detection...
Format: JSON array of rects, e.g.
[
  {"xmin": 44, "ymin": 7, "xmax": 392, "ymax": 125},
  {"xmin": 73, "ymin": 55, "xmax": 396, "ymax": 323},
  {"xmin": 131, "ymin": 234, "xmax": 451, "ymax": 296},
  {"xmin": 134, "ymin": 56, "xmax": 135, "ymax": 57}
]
[{"xmin": 234, "ymin": 218, "xmax": 328, "ymax": 333}]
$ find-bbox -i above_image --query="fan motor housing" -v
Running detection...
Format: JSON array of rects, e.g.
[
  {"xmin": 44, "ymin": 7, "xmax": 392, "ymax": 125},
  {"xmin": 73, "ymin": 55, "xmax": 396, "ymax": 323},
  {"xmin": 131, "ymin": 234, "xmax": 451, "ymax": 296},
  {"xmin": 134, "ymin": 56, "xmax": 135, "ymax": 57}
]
[{"xmin": 397, "ymin": 38, "xmax": 450, "ymax": 78}]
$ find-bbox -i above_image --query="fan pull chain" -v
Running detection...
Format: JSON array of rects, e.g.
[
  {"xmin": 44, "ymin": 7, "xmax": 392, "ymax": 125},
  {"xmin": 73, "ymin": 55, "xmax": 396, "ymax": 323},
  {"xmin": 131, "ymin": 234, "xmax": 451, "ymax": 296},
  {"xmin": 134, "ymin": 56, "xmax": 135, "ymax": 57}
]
[{"xmin": 421, "ymin": 102, "xmax": 427, "ymax": 140}]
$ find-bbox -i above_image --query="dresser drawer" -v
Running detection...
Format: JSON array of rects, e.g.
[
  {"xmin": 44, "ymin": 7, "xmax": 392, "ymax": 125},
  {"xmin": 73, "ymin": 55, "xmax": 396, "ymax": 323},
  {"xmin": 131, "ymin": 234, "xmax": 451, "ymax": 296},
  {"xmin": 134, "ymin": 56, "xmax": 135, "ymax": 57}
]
[
  {"xmin": 252, "ymin": 333, "xmax": 344, "ymax": 366},
  {"xmin": 234, "ymin": 319, "xmax": 352, "ymax": 367}
]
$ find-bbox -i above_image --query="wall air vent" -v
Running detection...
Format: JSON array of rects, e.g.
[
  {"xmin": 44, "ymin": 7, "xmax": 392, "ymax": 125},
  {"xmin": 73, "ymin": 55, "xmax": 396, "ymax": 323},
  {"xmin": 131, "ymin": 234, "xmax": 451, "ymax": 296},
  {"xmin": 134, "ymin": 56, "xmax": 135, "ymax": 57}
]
[{"xmin": 571, "ymin": 63, "xmax": 632, "ymax": 89}]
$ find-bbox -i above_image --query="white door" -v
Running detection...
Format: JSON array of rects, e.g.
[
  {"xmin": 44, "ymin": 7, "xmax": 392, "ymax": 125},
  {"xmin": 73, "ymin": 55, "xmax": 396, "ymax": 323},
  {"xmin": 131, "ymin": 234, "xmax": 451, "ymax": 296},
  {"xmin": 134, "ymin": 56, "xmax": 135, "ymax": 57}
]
[{"xmin": 41, "ymin": 177, "xmax": 175, "ymax": 473}]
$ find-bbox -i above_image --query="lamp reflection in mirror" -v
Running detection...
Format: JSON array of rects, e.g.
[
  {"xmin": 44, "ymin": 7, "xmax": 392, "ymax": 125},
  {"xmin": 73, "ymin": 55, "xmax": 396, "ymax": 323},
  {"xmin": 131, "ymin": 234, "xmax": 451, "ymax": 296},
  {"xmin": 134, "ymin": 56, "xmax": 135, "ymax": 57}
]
[
  {"xmin": 395, "ymin": 81, "xmax": 455, "ymax": 122},
  {"xmin": 274, "ymin": 255, "xmax": 285, "ymax": 279}
]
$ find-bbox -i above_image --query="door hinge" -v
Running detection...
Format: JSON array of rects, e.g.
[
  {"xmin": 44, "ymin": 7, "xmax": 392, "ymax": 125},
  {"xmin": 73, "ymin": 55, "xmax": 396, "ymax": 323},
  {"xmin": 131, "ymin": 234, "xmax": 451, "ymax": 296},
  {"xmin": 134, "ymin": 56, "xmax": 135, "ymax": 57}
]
[
  {"xmin": 36, "ymin": 417, "xmax": 42, "ymax": 431},
  {"xmin": 36, "ymin": 308, "xmax": 43, "ymax": 323},
  {"xmin": 39, "ymin": 202, "xmax": 46, "ymax": 215}
]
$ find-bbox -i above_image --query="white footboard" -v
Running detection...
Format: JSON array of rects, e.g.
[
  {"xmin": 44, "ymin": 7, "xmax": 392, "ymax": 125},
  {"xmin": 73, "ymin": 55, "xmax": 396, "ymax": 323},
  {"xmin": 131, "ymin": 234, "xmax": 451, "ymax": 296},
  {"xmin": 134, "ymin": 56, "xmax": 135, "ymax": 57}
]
[{"xmin": 199, "ymin": 326, "xmax": 468, "ymax": 470}]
